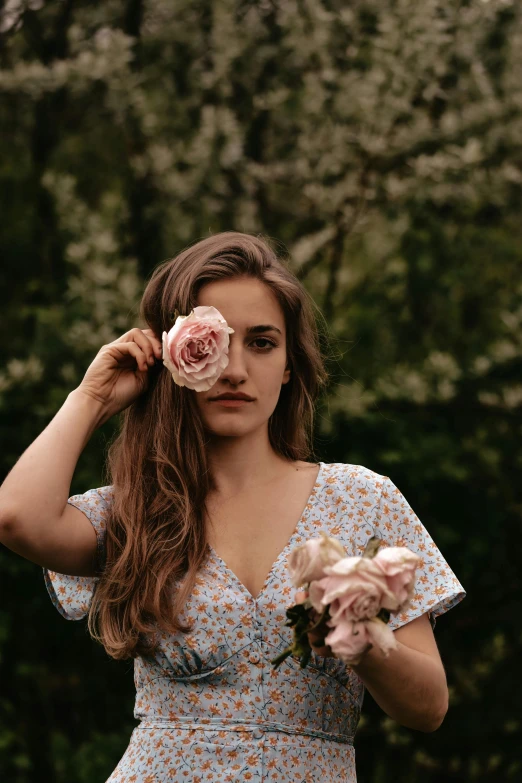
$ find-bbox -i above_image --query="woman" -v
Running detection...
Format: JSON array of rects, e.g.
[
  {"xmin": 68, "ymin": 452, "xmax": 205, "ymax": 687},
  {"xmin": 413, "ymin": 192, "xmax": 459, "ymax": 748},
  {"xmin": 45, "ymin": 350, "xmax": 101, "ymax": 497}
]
[{"xmin": 0, "ymin": 232, "xmax": 465, "ymax": 782}]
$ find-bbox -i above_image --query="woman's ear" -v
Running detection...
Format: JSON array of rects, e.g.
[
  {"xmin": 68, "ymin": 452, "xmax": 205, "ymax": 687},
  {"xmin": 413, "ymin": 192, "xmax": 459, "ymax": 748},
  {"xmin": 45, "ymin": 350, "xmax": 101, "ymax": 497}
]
[{"xmin": 282, "ymin": 366, "xmax": 291, "ymax": 385}]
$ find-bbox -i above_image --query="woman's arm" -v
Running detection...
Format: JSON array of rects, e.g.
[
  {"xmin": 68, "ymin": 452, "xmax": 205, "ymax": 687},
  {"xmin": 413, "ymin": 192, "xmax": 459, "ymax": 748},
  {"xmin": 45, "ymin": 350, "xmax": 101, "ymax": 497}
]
[
  {"xmin": 0, "ymin": 390, "xmax": 105, "ymax": 531},
  {"xmin": 308, "ymin": 613, "xmax": 448, "ymax": 732},
  {"xmin": 0, "ymin": 328, "xmax": 161, "ymax": 542},
  {"xmin": 351, "ymin": 614, "xmax": 448, "ymax": 732}
]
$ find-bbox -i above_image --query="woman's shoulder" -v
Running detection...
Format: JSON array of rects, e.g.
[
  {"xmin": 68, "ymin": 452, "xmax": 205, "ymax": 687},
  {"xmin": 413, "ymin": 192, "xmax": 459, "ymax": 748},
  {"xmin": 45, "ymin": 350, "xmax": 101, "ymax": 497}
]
[{"xmin": 319, "ymin": 460, "xmax": 389, "ymax": 490}]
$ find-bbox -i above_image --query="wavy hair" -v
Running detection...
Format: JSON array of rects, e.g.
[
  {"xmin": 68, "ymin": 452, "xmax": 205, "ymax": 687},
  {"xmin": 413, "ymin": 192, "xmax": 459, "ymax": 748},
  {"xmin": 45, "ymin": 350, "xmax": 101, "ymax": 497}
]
[{"xmin": 88, "ymin": 232, "xmax": 329, "ymax": 659}]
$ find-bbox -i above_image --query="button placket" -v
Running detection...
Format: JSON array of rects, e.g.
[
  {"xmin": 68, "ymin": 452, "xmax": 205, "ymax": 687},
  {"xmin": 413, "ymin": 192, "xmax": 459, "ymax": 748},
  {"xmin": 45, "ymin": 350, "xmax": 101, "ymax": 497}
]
[
  {"xmin": 249, "ymin": 608, "xmax": 262, "ymax": 665},
  {"xmin": 252, "ymin": 604, "xmax": 262, "ymax": 641}
]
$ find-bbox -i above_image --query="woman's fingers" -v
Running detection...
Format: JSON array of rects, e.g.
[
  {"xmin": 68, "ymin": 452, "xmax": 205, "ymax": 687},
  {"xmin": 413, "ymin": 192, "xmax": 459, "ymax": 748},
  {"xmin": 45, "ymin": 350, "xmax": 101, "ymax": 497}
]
[
  {"xmin": 112, "ymin": 327, "xmax": 162, "ymax": 363},
  {"xmin": 306, "ymin": 612, "xmax": 335, "ymax": 658},
  {"xmin": 308, "ymin": 630, "xmax": 334, "ymax": 657},
  {"xmin": 109, "ymin": 341, "xmax": 152, "ymax": 373},
  {"xmin": 141, "ymin": 328, "xmax": 163, "ymax": 358}
]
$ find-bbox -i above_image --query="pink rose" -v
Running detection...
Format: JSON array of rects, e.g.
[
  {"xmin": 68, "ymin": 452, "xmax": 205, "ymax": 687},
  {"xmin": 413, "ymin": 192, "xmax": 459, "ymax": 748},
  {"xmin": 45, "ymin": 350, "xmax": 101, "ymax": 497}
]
[
  {"xmin": 162, "ymin": 305, "xmax": 234, "ymax": 392},
  {"xmin": 288, "ymin": 534, "xmax": 346, "ymax": 589},
  {"xmin": 324, "ymin": 616, "xmax": 398, "ymax": 664},
  {"xmin": 309, "ymin": 556, "xmax": 399, "ymax": 620},
  {"xmin": 323, "ymin": 618, "xmax": 372, "ymax": 662},
  {"xmin": 373, "ymin": 547, "xmax": 421, "ymax": 612}
]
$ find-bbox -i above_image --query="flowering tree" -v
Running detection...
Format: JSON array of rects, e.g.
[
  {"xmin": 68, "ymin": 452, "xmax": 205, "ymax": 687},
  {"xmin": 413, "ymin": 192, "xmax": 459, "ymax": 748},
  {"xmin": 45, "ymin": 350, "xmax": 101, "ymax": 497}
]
[{"xmin": 1, "ymin": 0, "xmax": 521, "ymax": 780}]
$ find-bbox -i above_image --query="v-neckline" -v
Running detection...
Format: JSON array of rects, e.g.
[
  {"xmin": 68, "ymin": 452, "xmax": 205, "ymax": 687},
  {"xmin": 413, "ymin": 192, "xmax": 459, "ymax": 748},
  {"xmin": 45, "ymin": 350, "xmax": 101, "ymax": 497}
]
[{"xmin": 207, "ymin": 461, "xmax": 325, "ymax": 602}]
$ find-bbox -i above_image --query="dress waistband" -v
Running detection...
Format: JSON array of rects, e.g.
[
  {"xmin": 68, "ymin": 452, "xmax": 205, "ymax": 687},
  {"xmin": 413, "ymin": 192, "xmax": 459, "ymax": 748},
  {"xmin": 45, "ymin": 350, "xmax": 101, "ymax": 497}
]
[{"xmin": 136, "ymin": 719, "xmax": 354, "ymax": 745}]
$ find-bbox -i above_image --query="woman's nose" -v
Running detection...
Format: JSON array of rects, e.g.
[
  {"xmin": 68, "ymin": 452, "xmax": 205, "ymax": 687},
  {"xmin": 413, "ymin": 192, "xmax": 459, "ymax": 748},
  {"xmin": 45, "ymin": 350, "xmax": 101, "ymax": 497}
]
[{"xmin": 219, "ymin": 343, "xmax": 248, "ymax": 384}]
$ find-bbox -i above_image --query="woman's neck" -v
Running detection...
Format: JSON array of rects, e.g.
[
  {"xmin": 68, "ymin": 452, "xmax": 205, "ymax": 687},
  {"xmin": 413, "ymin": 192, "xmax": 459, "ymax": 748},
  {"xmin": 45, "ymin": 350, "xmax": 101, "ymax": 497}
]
[{"xmin": 206, "ymin": 429, "xmax": 290, "ymax": 497}]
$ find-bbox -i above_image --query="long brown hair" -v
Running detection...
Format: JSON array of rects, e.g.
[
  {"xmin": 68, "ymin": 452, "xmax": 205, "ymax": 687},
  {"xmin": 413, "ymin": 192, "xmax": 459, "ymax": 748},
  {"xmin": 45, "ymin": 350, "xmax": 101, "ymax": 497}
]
[{"xmin": 88, "ymin": 232, "xmax": 329, "ymax": 660}]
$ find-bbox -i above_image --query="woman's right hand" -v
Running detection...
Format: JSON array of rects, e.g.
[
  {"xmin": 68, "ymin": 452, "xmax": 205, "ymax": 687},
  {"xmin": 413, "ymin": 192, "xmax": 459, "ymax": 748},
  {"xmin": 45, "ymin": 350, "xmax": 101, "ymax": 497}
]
[{"xmin": 76, "ymin": 328, "xmax": 163, "ymax": 424}]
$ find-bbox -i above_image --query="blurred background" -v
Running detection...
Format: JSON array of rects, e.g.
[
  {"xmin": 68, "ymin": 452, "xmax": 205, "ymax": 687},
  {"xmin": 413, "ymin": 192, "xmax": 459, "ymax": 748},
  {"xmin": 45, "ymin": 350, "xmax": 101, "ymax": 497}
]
[{"xmin": 1, "ymin": 0, "xmax": 521, "ymax": 780}]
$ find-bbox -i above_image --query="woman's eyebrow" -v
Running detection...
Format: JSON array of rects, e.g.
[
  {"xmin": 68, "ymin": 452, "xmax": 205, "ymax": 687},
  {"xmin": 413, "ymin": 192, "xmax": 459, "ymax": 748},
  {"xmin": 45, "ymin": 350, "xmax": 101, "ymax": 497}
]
[{"xmin": 245, "ymin": 324, "xmax": 283, "ymax": 336}]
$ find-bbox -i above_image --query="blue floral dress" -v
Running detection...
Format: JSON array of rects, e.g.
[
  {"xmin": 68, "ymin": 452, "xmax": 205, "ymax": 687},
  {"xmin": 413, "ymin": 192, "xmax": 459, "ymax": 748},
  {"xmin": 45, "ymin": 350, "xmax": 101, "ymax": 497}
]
[{"xmin": 44, "ymin": 462, "xmax": 465, "ymax": 782}]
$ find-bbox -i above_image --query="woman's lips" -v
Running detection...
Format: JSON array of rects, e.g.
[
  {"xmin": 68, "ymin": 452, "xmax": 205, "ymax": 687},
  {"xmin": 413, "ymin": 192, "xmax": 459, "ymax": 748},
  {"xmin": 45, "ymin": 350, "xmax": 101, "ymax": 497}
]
[{"xmin": 209, "ymin": 399, "xmax": 253, "ymax": 407}]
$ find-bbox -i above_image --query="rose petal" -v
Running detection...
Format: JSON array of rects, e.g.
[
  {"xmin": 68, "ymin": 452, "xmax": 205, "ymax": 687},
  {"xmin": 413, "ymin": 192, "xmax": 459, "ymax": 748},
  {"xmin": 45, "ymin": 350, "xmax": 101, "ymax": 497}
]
[
  {"xmin": 366, "ymin": 617, "xmax": 398, "ymax": 656},
  {"xmin": 288, "ymin": 536, "xmax": 344, "ymax": 588},
  {"xmin": 373, "ymin": 547, "xmax": 421, "ymax": 575},
  {"xmin": 324, "ymin": 620, "xmax": 372, "ymax": 664},
  {"xmin": 308, "ymin": 577, "xmax": 329, "ymax": 612},
  {"xmin": 327, "ymin": 584, "xmax": 382, "ymax": 623}
]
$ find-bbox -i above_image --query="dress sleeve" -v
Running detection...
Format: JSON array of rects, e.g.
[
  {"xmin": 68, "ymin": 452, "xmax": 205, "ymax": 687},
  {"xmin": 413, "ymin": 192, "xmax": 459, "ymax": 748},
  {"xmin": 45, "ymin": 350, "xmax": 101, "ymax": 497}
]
[
  {"xmin": 373, "ymin": 476, "xmax": 465, "ymax": 631},
  {"xmin": 42, "ymin": 486, "xmax": 113, "ymax": 621}
]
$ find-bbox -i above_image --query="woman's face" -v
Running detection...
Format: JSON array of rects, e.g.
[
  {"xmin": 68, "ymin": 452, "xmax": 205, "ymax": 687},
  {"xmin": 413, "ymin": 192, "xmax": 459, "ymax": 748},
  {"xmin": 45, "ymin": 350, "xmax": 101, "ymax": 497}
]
[{"xmin": 194, "ymin": 276, "xmax": 291, "ymax": 438}]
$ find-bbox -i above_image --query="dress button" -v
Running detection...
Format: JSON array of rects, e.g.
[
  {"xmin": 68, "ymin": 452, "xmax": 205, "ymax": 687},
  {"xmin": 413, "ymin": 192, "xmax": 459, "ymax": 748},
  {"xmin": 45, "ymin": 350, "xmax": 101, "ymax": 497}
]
[
  {"xmin": 253, "ymin": 629, "xmax": 262, "ymax": 640},
  {"xmin": 249, "ymin": 651, "xmax": 260, "ymax": 665},
  {"xmin": 252, "ymin": 728, "xmax": 263, "ymax": 740}
]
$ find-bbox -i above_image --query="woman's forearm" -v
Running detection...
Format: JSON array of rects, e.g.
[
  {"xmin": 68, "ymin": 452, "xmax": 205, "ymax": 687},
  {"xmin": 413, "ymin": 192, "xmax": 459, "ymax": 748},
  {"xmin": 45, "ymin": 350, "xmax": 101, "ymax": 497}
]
[
  {"xmin": 0, "ymin": 389, "xmax": 105, "ymax": 533},
  {"xmin": 352, "ymin": 639, "xmax": 448, "ymax": 732}
]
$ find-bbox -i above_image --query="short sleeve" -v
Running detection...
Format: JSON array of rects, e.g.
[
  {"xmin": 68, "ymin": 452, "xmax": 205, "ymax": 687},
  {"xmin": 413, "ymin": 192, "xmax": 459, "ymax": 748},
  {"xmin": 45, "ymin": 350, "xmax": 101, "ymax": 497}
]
[
  {"xmin": 374, "ymin": 476, "xmax": 465, "ymax": 631},
  {"xmin": 43, "ymin": 486, "xmax": 113, "ymax": 621}
]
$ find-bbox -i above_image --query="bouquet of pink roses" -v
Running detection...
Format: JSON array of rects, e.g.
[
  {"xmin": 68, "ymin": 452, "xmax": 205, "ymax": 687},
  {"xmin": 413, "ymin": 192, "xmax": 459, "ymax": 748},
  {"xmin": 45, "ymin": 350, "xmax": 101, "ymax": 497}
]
[{"xmin": 271, "ymin": 534, "xmax": 421, "ymax": 670}]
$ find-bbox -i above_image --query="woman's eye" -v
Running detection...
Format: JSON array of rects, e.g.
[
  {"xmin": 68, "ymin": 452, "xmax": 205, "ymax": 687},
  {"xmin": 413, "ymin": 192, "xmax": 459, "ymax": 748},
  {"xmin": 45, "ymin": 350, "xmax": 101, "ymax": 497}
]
[{"xmin": 251, "ymin": 338, "xmax": 276, "ymax": 351}]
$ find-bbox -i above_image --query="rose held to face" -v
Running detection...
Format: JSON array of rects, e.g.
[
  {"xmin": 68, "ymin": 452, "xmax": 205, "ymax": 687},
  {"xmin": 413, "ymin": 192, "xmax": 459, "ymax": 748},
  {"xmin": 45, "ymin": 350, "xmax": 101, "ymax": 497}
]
[{"xmin": 162, "ymin": 306, "xmax": 234, "ymax": 392}]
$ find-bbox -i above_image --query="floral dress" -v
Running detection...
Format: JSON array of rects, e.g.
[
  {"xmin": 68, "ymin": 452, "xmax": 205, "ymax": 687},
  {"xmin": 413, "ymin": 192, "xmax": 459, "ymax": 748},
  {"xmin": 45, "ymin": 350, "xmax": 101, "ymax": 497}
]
[{"xmin": 44, "ymin": 462, "xmax": 465, "ymax": 783}]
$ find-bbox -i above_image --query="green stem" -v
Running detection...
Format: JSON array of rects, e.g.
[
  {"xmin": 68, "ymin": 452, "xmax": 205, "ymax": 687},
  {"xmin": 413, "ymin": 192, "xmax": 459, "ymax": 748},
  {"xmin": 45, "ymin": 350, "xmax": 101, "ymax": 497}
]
[
  {"xmin": 271, "ymin": 603, "xmax": 331, "ymax": 669},
  {"xmin": 362, "ymin": 536, "xmax": 383, "ymax": 558}
]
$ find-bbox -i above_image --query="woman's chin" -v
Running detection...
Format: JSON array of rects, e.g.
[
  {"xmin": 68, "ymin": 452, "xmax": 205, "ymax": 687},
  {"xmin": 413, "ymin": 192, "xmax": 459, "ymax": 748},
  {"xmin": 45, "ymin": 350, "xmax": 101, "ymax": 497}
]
[{"xmin": 203, "ymin": 417, "xmax": 264, "ymax": 438}]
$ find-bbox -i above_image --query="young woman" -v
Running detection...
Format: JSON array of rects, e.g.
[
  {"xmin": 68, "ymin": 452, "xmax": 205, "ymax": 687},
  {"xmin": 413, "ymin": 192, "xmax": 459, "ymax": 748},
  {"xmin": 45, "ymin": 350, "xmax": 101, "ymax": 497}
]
[{"xmin": 0, "ymin": 232, "xmax": 465, "ymax": 782}]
